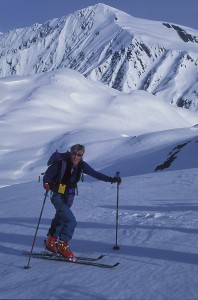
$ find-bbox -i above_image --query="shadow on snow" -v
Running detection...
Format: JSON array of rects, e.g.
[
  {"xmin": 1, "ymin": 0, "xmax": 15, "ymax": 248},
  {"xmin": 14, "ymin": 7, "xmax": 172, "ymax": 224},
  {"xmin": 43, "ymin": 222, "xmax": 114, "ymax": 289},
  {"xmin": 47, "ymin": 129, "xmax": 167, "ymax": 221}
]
[{"xmin": 0, "ymin": 217, "xmax": 198, "ymax": 266}]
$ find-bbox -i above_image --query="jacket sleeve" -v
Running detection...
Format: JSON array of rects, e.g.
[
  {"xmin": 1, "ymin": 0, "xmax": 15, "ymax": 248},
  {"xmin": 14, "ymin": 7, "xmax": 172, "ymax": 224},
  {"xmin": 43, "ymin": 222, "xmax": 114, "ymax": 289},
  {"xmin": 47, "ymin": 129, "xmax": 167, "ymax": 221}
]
[{"xmin": 83, "ymin": 161, "xmax": 111, "ymax": 182}]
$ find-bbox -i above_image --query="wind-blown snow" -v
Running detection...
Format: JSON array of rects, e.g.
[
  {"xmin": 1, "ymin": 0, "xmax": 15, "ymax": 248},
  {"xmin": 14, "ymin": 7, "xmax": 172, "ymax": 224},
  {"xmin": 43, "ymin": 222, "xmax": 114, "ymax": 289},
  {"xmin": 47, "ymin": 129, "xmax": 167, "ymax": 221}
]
[{"xmin": 0, "ymin": 68, "xmax": 198, "ymax": 299}]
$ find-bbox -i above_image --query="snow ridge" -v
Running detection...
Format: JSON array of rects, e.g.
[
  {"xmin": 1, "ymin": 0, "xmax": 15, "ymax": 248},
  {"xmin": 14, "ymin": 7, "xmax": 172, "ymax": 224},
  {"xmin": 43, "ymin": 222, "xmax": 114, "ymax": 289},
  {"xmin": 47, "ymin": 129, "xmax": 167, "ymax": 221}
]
[{"xmin": 0, "ymin": 3, "xmax": 198, "ymax": 109}]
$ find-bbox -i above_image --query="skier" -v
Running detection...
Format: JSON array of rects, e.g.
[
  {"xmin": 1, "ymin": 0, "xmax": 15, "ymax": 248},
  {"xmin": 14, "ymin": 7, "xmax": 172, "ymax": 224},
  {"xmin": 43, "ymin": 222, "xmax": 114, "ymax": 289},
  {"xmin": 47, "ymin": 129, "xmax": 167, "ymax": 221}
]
[{"xmin": 43, "ymin": 144, "xmax": 121, "ymax": 259}]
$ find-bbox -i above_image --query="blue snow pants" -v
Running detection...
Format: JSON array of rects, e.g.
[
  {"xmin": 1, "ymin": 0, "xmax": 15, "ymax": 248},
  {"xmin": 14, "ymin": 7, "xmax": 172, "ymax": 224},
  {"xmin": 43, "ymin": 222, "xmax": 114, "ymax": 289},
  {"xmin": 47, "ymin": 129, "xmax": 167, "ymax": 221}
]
[{"xmin": 49, "ymin": 192, "xmax": 77, "ymax": 242}]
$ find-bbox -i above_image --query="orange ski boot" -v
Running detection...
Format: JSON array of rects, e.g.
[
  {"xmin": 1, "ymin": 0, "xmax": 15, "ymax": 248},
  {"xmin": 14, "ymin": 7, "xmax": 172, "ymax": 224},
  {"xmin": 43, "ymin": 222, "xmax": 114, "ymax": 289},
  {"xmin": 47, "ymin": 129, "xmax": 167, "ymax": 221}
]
[
  {"xmin": 44, "ymin": 235, "xmax": 58, "ymax": 253},
  {"xmin": 58, "ymin": 240, "xmax": 74, "ymax": 259}
]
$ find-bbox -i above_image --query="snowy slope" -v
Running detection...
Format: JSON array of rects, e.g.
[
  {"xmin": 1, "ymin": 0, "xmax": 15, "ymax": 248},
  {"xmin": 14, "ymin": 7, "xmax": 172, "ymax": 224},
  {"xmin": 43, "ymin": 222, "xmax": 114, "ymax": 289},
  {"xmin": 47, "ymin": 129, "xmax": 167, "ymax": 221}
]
[
  {"xmin": 0, "ymin": 63, "xmax": 198, "ymax": 299},
  {"xmin": 1, "ymin": 169, "xmax": 198, "ymax": 299},
  {"xmin": 0, "ymin": 68, "xmax": 198, "ymax": 187},
  {"xmin": 0, "ymin": 3, "xmax": 198, "ymax": 109}
]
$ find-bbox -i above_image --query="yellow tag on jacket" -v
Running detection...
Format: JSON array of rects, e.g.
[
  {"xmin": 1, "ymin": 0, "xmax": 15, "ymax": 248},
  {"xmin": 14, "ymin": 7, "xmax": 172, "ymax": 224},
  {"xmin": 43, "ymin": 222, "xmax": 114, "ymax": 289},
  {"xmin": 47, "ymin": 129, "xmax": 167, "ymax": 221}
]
[{"xmin": 58, "ymin": 184, "xmax": 66, "ymax": 194}]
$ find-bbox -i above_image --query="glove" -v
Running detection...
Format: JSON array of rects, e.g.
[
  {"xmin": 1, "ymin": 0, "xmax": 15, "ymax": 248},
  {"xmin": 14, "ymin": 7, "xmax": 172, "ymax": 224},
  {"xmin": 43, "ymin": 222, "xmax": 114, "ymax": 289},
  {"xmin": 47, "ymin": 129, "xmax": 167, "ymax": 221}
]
[
  {"xmin": 109, "ymin": 176, "xmax": 122, "ymax": 185},
  {"xmin": 43, "ymin": 183, "xmax": 51, "ymax": 191}
]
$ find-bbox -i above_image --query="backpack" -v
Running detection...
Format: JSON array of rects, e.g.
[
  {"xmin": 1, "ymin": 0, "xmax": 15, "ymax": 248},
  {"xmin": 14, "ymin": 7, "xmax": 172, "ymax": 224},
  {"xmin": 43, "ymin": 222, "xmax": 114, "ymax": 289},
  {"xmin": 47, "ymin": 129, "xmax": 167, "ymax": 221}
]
[
  {"xmin": 47, "ymin": 150, "xmax": 70, "ymax": 182},
  {"xmin": 47, "ymin": 150, "xmax": 70, "ymax": 166},
  {"xmin": 39, "ymin": 150, "xmax": 68, "ymax": 180},
  {"xmin": 39, "ymin": 150, "xmax": 84, "ymax": 189}
]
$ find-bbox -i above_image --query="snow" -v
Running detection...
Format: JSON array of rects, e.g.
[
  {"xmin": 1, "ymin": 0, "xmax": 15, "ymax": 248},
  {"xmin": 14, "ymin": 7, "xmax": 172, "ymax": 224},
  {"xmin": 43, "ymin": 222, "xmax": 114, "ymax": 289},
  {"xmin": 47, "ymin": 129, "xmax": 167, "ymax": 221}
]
[
  {"xmin": 0, "ymin": 3, "xmax": 198, "ymax": 114},
  {"xmin": 0, "ymin": 68, "xmax": 198, "ymax": 299}
]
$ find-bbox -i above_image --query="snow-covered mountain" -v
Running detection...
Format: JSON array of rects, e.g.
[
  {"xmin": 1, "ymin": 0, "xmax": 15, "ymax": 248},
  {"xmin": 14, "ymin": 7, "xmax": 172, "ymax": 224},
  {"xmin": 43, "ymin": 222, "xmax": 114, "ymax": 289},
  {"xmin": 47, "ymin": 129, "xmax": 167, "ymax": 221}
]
[
  {"xmin": 1, "ymin": 8, "xmax": 198, "ymax": 296},
  {"xmin": 0, "ymin": 68, "xmax": 198, "ymax": 187},
  {"xmin": 0, "ymin": 3, "xmax": 198, "ymax": 110},
  {"xmin": 0, "ymin": 68, "xmax": 198, "ymax": 299}
]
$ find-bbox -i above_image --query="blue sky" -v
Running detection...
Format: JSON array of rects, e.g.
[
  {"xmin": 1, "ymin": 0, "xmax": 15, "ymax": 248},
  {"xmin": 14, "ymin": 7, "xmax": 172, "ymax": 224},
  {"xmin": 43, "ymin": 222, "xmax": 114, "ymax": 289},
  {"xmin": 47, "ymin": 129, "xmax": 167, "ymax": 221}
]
[{"xmin": 0, "ymin": 0, "xmax": 197, "ymax": 32}]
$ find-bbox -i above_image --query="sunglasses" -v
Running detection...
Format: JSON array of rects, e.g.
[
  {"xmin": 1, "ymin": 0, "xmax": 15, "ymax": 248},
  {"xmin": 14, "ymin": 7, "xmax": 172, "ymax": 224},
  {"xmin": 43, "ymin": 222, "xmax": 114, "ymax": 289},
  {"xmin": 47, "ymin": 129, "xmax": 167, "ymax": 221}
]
[{"xmin": 71, "ymin": 151, "xmax": 83, "ymax": 158}]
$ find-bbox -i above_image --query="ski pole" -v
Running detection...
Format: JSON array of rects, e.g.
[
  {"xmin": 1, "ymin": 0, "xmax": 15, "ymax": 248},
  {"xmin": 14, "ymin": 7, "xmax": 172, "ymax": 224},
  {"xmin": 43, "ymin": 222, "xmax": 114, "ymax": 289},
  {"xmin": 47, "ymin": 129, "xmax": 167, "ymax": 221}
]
[
  {"xmin": 24, "ymin": 190, "xmax": 48, "ymax": 269},
  {"xmin": 113, "ymin": 171, "xmax": 120, "ymax": 250}
]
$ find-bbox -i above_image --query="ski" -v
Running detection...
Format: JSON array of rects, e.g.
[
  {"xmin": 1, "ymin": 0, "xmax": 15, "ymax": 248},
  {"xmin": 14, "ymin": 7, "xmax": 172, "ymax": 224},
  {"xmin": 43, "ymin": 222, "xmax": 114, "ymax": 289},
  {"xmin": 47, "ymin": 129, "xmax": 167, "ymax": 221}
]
[
  {"xmin": 31, "ymin": 254, "xmax": 120, "ymax": 268},
  {"xmin": 24, "ymin": 251, "xmax": 105, "ymax": 262}
]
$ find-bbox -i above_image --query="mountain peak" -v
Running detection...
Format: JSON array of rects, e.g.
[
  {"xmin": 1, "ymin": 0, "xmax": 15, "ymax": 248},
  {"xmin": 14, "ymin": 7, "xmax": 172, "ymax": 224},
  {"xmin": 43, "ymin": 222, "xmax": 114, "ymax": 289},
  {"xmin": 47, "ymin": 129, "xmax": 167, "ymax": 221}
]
[{"xmin": 0, "ymin": 3, "xmax": 198, "ymax": 110}]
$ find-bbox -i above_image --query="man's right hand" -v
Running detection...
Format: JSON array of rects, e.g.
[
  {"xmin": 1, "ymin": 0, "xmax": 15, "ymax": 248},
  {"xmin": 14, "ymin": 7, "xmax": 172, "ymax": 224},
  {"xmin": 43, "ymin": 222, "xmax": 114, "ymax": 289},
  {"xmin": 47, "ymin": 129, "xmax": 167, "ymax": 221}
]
[{"xmin": 43, "ymin": 183, "xmax": 51, "ymax": 191}]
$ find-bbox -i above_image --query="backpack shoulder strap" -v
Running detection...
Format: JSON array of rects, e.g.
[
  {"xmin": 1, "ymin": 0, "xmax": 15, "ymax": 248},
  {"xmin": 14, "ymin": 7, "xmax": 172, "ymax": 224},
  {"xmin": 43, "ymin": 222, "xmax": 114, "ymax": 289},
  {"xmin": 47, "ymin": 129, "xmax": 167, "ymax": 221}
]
[{"xmin": 59, "ymin": 159, "xmax": 67, "ymax": 182}]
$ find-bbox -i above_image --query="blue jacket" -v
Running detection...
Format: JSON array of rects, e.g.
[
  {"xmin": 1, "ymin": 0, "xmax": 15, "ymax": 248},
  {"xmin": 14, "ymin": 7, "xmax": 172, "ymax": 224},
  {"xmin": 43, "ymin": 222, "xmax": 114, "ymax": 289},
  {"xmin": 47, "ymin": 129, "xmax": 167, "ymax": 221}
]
[{"xmin": 43, "ymin": 159, "xmax": 111, "ymax": 185}]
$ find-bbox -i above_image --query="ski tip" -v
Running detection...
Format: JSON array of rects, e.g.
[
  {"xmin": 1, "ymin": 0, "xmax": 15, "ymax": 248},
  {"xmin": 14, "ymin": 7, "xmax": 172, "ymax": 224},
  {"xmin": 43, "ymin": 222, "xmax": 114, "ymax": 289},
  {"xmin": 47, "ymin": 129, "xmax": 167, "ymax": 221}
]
[
  {"xmin": 113, "ymin": 262, "xmax": 120, "ymax": 268},
  {"xmin": 98, "ymin": 255, "xmax": 105, "ymax": 260}
]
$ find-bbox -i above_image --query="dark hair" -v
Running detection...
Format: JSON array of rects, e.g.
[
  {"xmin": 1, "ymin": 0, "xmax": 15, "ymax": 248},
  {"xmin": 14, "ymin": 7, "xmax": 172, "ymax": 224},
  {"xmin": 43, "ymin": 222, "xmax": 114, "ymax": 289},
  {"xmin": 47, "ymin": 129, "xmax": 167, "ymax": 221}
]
[{"xmin": 70, "ymin": 144, "xmax": 85, "ymax": 153}]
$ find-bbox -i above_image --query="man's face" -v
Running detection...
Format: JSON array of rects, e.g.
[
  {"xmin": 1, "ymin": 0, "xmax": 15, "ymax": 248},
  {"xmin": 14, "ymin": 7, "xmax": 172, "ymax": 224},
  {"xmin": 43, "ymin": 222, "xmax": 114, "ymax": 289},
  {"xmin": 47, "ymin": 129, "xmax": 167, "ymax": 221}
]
[{"xmin": 70, "ymin": 150, "xmax": 84, "ymax": 166}]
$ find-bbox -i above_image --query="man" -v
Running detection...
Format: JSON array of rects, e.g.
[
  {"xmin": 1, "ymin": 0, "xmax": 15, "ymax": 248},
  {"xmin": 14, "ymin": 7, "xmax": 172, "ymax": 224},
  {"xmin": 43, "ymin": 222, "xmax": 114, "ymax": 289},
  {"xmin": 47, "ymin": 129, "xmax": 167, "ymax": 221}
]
[{"xmin": 43, "ymin": 144, "xmax": 121, "ymax": 259}]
